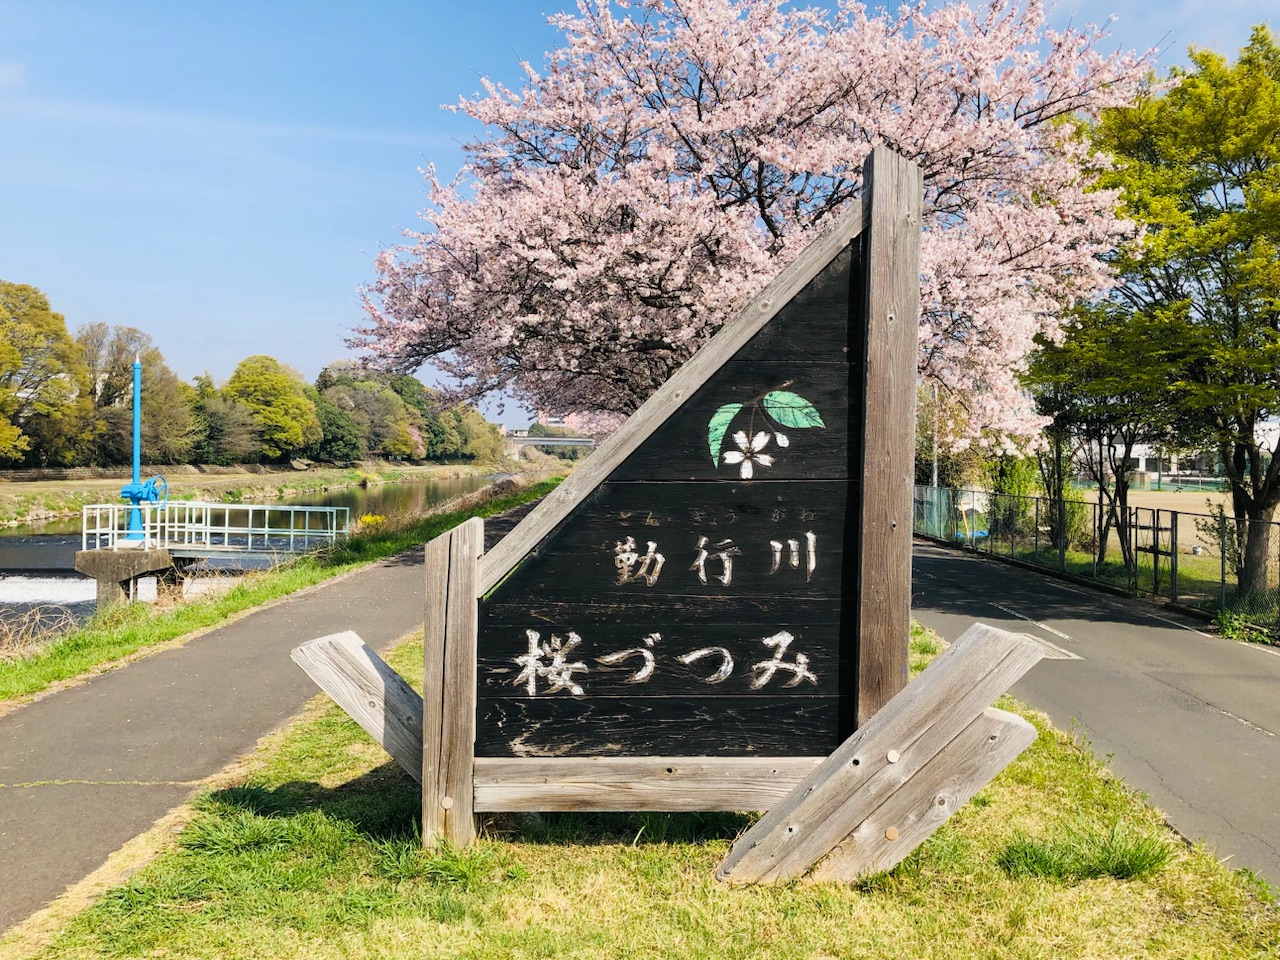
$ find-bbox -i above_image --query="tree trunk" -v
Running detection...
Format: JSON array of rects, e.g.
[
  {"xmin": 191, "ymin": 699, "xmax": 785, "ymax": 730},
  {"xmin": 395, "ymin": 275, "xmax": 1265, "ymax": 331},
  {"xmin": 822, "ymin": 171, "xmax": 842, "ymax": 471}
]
[
  {"xmin": 1238, "ymin": 512, "xmax": 1273, "ymax": 598},
  {"xmin": 1221, "ymin": 437, "xmax": 1280, "ymax": 602}
]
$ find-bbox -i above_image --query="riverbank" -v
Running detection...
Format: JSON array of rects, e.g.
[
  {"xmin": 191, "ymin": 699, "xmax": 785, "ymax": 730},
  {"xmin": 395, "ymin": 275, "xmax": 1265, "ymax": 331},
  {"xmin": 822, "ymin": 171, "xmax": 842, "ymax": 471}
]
[
  {"xmin": 0, "ymin": 462, "xmax": 490, "ymax": 528},
  {"xmin": 0, "ymin": 474, "xmax": 562, "ymax": 705}
]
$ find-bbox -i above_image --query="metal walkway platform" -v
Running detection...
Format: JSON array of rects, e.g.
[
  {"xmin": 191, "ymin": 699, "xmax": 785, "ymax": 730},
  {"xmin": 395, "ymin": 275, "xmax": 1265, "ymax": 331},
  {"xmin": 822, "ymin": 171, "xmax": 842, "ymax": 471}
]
[{"xmin": 82, "ymin": 501, "xmax": 350, "ymax": 559}]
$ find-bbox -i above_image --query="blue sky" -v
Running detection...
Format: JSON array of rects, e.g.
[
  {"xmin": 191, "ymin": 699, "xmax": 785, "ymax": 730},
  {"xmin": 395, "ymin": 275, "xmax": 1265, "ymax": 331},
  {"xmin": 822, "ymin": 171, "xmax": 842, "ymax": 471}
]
[{"xmin": 0, "ymin": 1, "xmax": 1270, "ymax": 422}]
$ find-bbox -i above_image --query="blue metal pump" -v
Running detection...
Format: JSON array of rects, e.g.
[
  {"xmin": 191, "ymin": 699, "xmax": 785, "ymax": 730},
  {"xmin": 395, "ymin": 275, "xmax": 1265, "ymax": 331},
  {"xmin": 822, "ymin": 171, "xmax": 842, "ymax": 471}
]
[{"xmin": 120, "ymin": 356, "xmax": 167, "ymax": 540}]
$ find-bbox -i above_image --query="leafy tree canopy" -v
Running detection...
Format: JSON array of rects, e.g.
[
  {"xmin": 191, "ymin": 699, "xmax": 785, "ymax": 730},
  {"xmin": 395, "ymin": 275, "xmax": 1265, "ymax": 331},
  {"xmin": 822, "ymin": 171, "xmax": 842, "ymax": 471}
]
[
  {"xmin": 0, "ymin": 280, "xmax": 93, "ymax": 465},
  {"xmin": 225, "ymin": 355, "xmax": 321, "ymax": 461},
  {"xmin": 1090, "ymin": 25, "xmax": 1280, "ymax": 590}
]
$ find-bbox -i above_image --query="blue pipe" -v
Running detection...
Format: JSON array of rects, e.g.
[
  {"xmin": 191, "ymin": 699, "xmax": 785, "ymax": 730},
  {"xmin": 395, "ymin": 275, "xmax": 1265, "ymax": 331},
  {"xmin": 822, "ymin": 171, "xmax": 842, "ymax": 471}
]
[{"xmin": 123, "ymin": 356, "xmax": 144, "ymax": 540}]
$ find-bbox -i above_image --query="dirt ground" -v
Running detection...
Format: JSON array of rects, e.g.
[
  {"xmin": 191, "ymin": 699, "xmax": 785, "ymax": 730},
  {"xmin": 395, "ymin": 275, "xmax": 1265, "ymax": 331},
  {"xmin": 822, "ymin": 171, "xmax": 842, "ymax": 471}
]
[{"xmin": 1112, "ymin": 487, "xmax": 1230, "ymax": 517}]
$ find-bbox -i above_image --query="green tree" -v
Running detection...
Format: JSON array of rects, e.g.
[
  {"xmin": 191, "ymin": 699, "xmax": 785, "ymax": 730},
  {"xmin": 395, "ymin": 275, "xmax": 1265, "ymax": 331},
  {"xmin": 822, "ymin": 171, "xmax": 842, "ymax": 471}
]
[
  {"xmin": 453, "ymin": 406, "xmax": 504, "ymax": 462},
  {"xmin": 224, "ymin": 356, "xmax": 321, "ymax": 461},
  {"xmin": 323, "ymin": 381, "xmax": 421, "ymax": 459},
  {"xmin": 191, "ymin": 375, "xmax": 261, "ymax": 465},
  {"xmin": 0, "ymin": 281, "xmax": 94, "ymax": 465},
  {"xmin": 76, "ymin": 325, "xmax": 198, "ymax": 465},
  {"xmin": 306, "ymin": 389, "xmax": 363, "ymax": 462},
  {"xmin": 1092, "ymin": 26, "xmax": 1280, "ymax": 594},
  {"xmin": 1025, "ymin": 303, "xmax": 1186, "ymax": 574}
]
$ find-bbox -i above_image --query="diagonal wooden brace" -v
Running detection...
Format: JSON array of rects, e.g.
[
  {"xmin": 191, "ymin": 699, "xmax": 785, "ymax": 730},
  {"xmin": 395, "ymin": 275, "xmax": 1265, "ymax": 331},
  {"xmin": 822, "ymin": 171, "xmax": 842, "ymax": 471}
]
[
  {"xmin": 808, "ymin": 706, "xmax": 1035, "ymax": 882},
  {"xmin": 291, "ymin": 631, "xmax": 424, "ymax": 784},
  {"xmin": 716, "ymin": 622, "xmax": 1042, "ymax": 884}
]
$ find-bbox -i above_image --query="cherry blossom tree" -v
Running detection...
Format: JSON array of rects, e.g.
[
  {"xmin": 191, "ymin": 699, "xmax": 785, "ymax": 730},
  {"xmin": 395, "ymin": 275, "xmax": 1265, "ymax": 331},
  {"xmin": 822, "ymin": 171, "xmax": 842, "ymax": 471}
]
[{"xmin": 355, "ymin": 0, "xmax": 1150, "ymax": 441}]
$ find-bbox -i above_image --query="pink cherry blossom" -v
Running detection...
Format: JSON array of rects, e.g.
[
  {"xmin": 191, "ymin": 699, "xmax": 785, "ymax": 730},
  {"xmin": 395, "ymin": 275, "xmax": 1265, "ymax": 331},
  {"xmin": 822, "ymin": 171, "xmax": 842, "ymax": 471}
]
[{"xmin": 353, "ymin": 0, "xmax": 1151, "ymax": 442}]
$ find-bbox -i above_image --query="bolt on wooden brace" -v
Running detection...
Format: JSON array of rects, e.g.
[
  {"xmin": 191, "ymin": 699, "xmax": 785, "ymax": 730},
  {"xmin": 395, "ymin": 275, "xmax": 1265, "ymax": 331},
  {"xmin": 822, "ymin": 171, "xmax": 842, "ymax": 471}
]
[{"xmin": 292, "ymin": 147, "xmax": 1044, "ymax": 883}]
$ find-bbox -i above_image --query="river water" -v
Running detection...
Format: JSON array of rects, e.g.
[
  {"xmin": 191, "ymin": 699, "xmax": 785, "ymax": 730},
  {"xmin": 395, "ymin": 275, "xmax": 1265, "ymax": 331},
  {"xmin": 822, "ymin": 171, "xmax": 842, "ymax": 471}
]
[{"xmin": 0, "ymin": 473, "xmax": 491, "ymax": 626}]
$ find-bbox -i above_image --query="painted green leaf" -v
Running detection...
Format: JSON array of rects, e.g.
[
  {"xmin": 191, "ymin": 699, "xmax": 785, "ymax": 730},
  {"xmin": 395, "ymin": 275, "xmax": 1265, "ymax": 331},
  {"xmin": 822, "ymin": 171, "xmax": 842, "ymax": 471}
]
[
  {"xmin": 708, "ymin": 403, "xmax": 743, "ymax": 466},
  {"xmin": 763, "ymin": 390, "xmax": 825, "ymax": 429}
]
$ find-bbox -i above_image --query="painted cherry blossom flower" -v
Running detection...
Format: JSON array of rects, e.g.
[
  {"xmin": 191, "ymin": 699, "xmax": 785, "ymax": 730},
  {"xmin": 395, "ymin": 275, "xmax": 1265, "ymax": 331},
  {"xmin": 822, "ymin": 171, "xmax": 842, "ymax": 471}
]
[{"xmin": 722, "ymin": 431, "xmax": 774, "ymax": 479}]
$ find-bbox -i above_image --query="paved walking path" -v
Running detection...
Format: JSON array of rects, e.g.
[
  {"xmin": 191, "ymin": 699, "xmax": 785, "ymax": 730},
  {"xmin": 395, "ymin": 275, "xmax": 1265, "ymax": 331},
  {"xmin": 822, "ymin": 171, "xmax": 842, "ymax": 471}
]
[
  {"xmin": 0, "ymin": 508, "xmax": 531, "ymax": 933},
  {"xmin": 913, "ymin": 541, "xmax": 1280, "ymax": 886}
]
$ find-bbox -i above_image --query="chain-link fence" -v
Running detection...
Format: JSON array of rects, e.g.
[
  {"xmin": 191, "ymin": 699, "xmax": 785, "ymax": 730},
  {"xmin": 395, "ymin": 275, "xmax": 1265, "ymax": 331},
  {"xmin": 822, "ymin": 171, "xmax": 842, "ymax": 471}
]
[{"xmin": 914, "ymin": 485, "xmax": 1280, "ymax": 628}]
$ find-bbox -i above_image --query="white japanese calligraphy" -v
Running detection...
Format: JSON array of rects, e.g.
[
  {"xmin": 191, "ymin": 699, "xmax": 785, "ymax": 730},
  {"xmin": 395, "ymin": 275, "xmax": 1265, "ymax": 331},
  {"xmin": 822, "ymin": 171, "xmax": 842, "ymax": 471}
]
[
  {"xmin": 769, "ymin": 530, "xmax": 817, "ymax": 581},
  {"xmin": 690, "ymin": 535, "xmax": 742, "ymax": 586},
  {"xmin": 513, "ymin": 629, "xmax": 588, "ymax": 696},
  {"xmin": 678, "ymin": 646, "xmax": 735, "ymax": 683},
  {"xmin": 750, "ymin": 630, "xmax": 818, "ymax": 689},
  {"xmin": 597, "ymin": 632, "xmax": 660, "ymax": 683},
  {"xmin": 615, "ymin": 536, "xmax": 665, "ymax": 586}
]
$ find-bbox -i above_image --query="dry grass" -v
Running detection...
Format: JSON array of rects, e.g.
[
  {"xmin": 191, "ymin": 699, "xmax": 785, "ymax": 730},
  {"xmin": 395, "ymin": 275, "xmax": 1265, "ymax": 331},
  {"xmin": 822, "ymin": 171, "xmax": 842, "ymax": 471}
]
[
  {"xmin": 0, "ymin": 607, "xmax": 80, "ymax": 660},
  {"xmin": 6, "ymin": 627, "xmax": 1275, "ymax": 960}
]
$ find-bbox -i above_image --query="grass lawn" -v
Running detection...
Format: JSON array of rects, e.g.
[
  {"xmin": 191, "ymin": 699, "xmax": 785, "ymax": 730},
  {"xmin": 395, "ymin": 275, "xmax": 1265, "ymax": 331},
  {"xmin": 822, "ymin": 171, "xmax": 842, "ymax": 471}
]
[
  {"xmin": 0, "ymin": 477, "xmax": 563, "ymax": 704},
  {"xmin": 5, "ymin": 626, "xmax": 1275, "ymax": 959}
]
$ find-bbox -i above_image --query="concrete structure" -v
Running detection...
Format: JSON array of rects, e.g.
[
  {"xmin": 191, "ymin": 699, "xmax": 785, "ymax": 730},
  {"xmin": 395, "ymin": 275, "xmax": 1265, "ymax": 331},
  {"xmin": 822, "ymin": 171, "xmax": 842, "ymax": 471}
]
[{"xmin": 72, "ymin": 548, "xmax": 182, "ymax": 610}]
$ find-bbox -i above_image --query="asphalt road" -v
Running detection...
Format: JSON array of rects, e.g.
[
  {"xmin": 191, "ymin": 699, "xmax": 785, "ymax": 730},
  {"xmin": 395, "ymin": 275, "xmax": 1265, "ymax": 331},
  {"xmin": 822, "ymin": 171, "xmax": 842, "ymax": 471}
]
[{"xmin": 912, "ymin": 540, "xmax": 1280, "ymax": 885}]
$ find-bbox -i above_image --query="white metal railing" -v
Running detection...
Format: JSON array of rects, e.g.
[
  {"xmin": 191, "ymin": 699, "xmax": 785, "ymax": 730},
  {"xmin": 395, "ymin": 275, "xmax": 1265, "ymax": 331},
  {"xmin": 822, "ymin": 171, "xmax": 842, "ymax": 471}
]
[{"xmin": 82, "ymin": 502, "xmax": 350, "ymax": 554}]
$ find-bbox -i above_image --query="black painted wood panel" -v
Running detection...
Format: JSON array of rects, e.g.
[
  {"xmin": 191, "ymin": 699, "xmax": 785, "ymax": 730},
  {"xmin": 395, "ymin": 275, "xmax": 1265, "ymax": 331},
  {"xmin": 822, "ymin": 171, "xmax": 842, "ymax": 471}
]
[
  {"xmin": 490, "ymin": 480, "xmax": 853, "ymax": 603},
  {"xmin": 478, "ymin": 238, "xmax": 865, "ymax": 758},
  {"xmin": 476, "ymin": 696, "xmax": 842, "ymax": 758},
  {"xmin": 609, "ymin": 364, "xmax": 852, "ymax": 482},
  {"xmin": 478, "ymin": 610, "xmax": 844, "ymax": 697}
]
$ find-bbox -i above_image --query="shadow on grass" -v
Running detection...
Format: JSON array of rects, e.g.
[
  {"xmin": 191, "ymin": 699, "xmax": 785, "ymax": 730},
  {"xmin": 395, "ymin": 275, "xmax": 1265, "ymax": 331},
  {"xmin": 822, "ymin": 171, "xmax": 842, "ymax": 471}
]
[{"xmin": 201, "ymin": 763, "xmax": 752, "ymax": 848}]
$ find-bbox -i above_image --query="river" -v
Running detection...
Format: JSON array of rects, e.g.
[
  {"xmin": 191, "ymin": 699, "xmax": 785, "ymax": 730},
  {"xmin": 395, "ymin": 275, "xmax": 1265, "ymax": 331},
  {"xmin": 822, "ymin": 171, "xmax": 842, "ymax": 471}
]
[{"xmin": 0, "ymin": 473, "xmax": 492, "ymax": 628}]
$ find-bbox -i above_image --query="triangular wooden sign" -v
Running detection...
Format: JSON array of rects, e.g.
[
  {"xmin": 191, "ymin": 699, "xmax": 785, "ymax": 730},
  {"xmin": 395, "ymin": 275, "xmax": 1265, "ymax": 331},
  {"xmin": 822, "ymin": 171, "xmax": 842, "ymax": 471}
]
[{"xmin": 472, "ymin": 148, "xmax": 921, "ymax": 779}]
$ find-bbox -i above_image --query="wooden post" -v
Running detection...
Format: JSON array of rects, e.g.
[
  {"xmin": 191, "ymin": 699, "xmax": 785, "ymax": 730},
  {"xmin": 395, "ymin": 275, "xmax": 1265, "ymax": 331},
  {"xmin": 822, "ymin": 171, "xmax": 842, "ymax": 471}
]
[
  {"xmin": 856, "ymin": 145, "xmax": 923, "ymax": 727},
  {"xmin": 422, "ymin": 517, "xmax": 483, "ymax": 848}
]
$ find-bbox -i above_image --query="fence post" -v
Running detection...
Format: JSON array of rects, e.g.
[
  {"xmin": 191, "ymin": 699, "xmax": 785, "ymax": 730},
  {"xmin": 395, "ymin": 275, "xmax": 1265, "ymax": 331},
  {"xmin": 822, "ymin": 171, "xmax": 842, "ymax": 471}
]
[
  {"xmin": 1058, "ymin": 497, "xmax": 1067, "ymax": 572},
  {"xmin": 1130, "ymin": 506, "xmax": 1138, "ymax": 594},
  {"xmin": 1009, "ymin": 496, "xmax": 1015, "ymax": 558},
  {"xmin": 423, "ymin": 516, "xmax": 483, "ymax": 848},
  {"xmin": 1170, "ymin": 511, "xmax": 1179, "ymax": 604},
  {"xmin": 1092, "ymin": 501, "xmax": 1098, "ymax": 580},
  {"xmin": 1219, "ymin": 513, "xmax": 1227, "ymax": 612},
  {"xmin": 1034, "ymin": 497, "xmax": 1040, "ymax": 563},
  {"xmin": 1152, "ymin": 510, "xmax": 1160, "ymax": 599}
]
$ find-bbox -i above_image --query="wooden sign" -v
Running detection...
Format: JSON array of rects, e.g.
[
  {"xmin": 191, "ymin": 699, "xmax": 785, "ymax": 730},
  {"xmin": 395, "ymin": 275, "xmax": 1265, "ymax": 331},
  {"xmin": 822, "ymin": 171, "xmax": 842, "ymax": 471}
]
[
  {"xmin": 295, "ymin": 148, "xmax": 1043, "ymax": 881},
  {"xmin": 476, "ymin": 147, "xmax": 921, "ymax": 768}
]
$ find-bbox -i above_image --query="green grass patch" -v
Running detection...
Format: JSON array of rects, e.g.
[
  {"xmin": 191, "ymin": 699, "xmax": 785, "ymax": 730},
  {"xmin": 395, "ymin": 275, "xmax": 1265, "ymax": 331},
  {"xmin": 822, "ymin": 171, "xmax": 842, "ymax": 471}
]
[
  {"xmin": 0, "ymin": 478, "xmax": 562, "ymax": 703},
  {"xmin": 9, "ymin": 627, "xmax": 1276, "ymax": 960},
  {"xmin": 997, "ymin": 823, "xmax": 1177, "ymax": 881}
]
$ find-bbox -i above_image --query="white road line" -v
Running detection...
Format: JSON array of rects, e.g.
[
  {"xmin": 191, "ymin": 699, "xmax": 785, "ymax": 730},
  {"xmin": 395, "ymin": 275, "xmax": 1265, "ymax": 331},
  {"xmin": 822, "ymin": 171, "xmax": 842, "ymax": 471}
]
[
  {"xmin": 989, "ymin": 602, "xmax": 1077, "ymax": 642},
  {"xmin": 1018, "ymin": 633, "xmax": 1084, "ymax": 661},
  {"xmin": 1241, "ymin": 641, "xmax": 1280, "ymax": 660},
  {"xmin": 1212, "ymin": 706, "xmax": 1276, "ymax": 738}
]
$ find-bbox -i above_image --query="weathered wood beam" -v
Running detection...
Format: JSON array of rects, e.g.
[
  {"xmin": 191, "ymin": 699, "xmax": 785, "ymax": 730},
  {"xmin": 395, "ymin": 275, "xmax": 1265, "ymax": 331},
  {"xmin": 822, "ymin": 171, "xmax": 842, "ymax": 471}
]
[
  {"xmin": 290, "ymin": 631, "xmax": 424, "ymax": 784},
  {"xmin": 716, "ymin": 623, "xmax": 1042, "ymax": 884},
  {"xmin": 808, "ymin": 707, "xmax": 1036, "ymax": 882},
  {"xmin": 473, "ymin": 757, "xmax": 824, "ymax": 812},
  {"xmin": 856, "ymin": 144, "xmax": 924, "ymax": 727},
  {"xmin": 423, "ymin": 517, "xmax": 483, "ymax": 848}
]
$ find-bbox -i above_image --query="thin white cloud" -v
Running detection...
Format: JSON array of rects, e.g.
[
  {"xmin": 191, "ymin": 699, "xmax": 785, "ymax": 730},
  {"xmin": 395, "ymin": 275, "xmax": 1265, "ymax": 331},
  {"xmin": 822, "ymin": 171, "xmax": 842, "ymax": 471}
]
[
  {"xmin": 0, "ymin": 93, "xmax": 454, "ymax": 148},
  {"xmin": 0, "ymin": 62, "xmax": 25, "ymax": 88}
]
